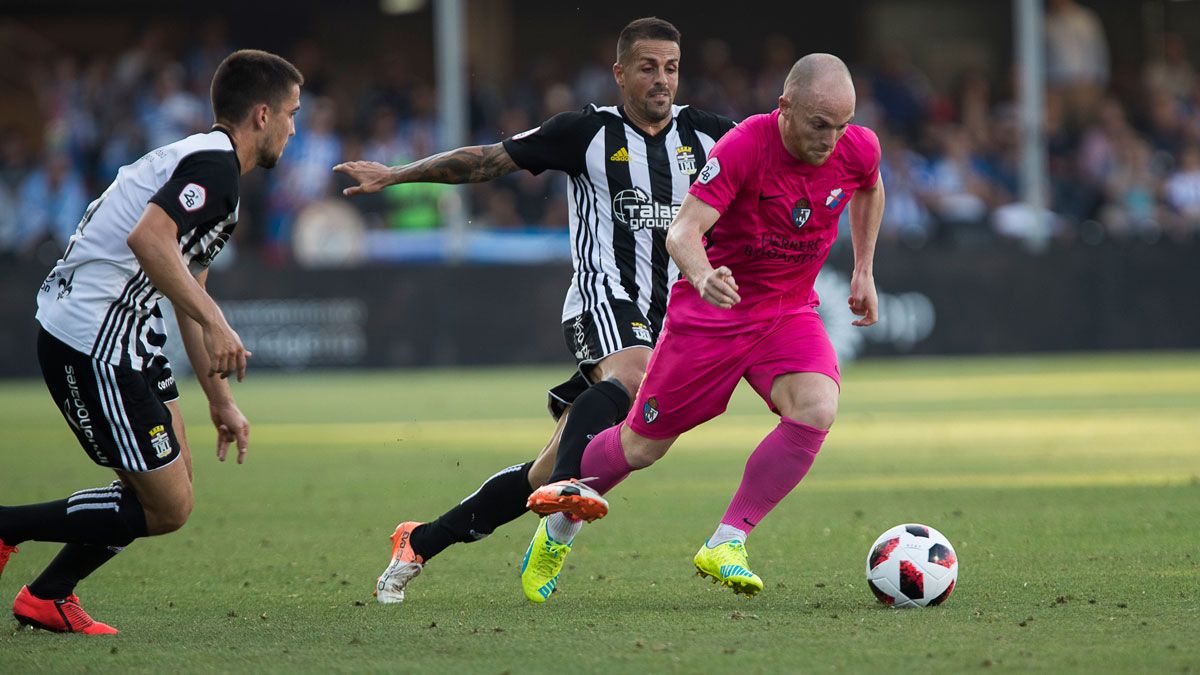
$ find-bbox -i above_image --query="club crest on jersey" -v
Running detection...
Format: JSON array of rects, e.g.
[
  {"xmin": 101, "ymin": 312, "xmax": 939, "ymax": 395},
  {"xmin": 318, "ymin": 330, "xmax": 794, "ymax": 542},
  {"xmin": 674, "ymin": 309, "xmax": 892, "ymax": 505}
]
[
  {"xmin": 675, "ymin": 145, "xmax": 696, "ymax": 175},
  {"xmin": 792, "ymin": 198, "xmax": 812, "ymax": 228},
  {"xmin": 825, "ymin": 188, "xmax": 846, "ymax": 209},
  {"xmin": 148, "ymin": 424, "xmax": 173, "ymax": 459},
  {"xmin": 631, "ymin": 321, "xmax": 652, "ymax": 343},
  {"xmin": 179, "ymin": 183, "xmax": 206, "ymax": 212},
  {"xmin": 643, "ymin": 396, "xmax": 660, "ymax": 424}
]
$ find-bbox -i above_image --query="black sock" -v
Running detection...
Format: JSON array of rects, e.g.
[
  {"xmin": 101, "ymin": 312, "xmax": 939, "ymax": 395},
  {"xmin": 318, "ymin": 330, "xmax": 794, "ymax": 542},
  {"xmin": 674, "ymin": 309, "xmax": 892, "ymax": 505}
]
[
  {"xmin": 548, "ymin": 379, "xmax": 631, "ymax": 483},
  {"xmin": 28, "ymin": 543, "xmax": 127, "ymax": 600},
  {"xmin": 0, "ymin": 480, "xmax": 148, "ymax": 546},
  {"xmin": 409, "ymin": 461, "xmax": 534, "ymax": 561}
]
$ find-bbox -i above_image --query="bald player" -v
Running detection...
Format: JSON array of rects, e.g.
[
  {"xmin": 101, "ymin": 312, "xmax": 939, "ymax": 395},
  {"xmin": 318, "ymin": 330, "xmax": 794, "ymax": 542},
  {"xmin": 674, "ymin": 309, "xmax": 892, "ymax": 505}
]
[{"xmin": 521, "ymin": 53, "xmax": 884, "ymax": 597}]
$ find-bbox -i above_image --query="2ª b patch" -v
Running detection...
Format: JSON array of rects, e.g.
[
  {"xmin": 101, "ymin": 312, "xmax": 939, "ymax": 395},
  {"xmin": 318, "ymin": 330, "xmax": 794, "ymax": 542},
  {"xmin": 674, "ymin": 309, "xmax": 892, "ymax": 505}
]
[{"xmin": 179, "ymin": 183, "xmax": 207, "ymax": 212}]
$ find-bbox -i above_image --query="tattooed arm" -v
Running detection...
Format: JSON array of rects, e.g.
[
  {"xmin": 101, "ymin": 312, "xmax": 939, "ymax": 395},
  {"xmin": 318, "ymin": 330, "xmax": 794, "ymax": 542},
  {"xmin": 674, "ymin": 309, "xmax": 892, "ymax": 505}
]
[{"xmin": 333, "ymin": 143, "xmax": 519, "ymax": 196}]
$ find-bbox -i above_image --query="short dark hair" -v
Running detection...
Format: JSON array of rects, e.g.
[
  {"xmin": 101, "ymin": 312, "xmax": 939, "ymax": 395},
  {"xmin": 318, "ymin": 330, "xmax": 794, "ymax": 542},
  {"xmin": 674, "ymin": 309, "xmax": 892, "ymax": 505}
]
[
  {"xmin": 210, "ymin": 49, "xmax": 304, "ymax": 125},
  {"xmin": 616, "ymin": 17, "xmax": 681, "ymax": 65}
]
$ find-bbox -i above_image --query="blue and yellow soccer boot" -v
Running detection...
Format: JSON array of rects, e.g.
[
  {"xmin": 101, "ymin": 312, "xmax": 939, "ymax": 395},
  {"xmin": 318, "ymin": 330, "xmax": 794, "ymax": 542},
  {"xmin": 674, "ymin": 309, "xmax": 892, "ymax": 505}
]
[
  {"xmin": 520, "ymin": 517, "xmax": 573, "ymax": 604},
  {"xmin": 693, "ymin": 540, "xmax": 764, "ymax": 597}
]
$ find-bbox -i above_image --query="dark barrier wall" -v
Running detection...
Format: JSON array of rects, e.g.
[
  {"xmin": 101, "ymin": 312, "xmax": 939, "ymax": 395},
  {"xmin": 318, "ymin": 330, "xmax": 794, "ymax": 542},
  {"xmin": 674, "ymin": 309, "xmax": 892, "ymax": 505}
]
[{"xmin": 2, "ymin": 242, "xmax": 1197, "ymax": 377}]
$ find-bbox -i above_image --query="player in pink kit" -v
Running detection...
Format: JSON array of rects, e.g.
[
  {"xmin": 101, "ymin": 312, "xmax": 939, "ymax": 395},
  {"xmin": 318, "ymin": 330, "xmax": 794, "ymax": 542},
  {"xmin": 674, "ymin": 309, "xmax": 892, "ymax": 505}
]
[{"xmin": 524, "ymin": 53, "xmax": 884, "ymax": 597}]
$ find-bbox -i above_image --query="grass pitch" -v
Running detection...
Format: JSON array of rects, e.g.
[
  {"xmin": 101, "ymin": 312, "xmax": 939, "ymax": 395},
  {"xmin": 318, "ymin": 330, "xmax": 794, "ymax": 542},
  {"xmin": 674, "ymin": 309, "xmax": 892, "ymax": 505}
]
[{"xmin": 1, "ymin": 353, "xmax": 1198, "ymax": 673}]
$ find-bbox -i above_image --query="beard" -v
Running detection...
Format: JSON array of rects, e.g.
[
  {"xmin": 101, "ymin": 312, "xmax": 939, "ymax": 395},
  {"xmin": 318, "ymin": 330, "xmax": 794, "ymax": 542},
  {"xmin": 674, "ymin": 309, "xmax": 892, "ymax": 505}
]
[
  {"xmin": 642, "ymin": 92, "xmax": 672, "ymax": 122},
  {"xmin": 257, "ymin": 143, "xmax": 281, "ymax": 169}
]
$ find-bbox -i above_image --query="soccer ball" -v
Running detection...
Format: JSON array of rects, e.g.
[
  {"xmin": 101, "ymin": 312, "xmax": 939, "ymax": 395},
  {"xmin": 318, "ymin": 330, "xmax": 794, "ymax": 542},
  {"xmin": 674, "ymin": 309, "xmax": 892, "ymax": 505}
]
[{"xmin": 865, "ymin": 523, "xmax": 958, "ymax": 608}]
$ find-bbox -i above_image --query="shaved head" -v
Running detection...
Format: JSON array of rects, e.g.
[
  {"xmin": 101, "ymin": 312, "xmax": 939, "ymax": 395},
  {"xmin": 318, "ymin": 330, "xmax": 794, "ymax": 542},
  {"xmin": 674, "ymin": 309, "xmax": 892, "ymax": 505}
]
[
  {"xmin": 777, "ymin": 53, "xmax": 856, "ymax": 165},
  {"xmin": 782, "ymin": 53, "xmax": 854, "ymax": 104}
]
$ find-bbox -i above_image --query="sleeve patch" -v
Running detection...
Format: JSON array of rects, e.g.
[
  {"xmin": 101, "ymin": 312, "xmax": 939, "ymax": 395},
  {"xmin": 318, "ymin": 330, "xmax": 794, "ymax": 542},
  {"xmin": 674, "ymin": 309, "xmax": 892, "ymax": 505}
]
[
  {"xmin": 697, "ymin": 158, "xmax": 721, "ymax": 185},
  {"xmin": 178, "ymin": 183, "xmax": 207, "ymax": 212}
]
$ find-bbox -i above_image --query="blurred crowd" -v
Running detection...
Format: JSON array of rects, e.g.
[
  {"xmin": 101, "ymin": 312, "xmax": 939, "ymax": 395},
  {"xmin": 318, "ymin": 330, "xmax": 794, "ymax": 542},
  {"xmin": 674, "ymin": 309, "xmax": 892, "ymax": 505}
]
[{"xmin": 2, "ymin": 1, "xmax": 1199, "ymax": 266}]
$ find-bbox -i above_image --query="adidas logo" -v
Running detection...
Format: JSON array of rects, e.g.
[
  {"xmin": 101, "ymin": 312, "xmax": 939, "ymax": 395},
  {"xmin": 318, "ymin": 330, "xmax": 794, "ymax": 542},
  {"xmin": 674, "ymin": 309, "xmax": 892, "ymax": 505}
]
[{"xmin": 610, "ymin": 147, "xmax": 630, "ymax": 162}]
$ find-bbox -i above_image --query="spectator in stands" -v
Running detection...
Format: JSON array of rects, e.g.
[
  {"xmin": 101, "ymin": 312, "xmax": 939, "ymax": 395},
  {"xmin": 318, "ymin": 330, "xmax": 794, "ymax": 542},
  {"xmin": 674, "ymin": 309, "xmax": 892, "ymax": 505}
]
[
  {"xmin": 1143, "ymin": 32, "xmax": 1194, "ymax": 104},
  {"xmin": 925, "ymin": 125, "xmax": 995, "ymax": 245},
  {"xmin": 877, "ymin": 131, "xmax": 934, "ymax": 247},
  {"xmin": 265, "ymin": 96, "xmax": 342, "ymax": 259},
  {"xmin": 1162, "ymin": 144, "xmax": 1200, "ymax": 240},
  {"xmin": 15, "ymin": 152, "xmax": 87, "ymax": 258},
  {"xmin": 1045, "ymin": 0, "xmax": 1109, "ymax": 128},
  {"xmin": 872, "ymin": 49, "xmax": 933, "ymax": 142},
  {"xmin": 1100, "ymin": 135, "xmax": 1160, "ymax": 241},
  {"xmin": 138, "ymin": 64, "xmax": 206, "ymax": 150}
]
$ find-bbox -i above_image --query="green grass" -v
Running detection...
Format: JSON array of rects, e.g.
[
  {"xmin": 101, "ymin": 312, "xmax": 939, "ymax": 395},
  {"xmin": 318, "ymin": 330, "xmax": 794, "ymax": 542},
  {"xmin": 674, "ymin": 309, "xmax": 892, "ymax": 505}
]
[{"xmin": 1, "ymin": 353, "xmax": 1198, "ymax": 673}]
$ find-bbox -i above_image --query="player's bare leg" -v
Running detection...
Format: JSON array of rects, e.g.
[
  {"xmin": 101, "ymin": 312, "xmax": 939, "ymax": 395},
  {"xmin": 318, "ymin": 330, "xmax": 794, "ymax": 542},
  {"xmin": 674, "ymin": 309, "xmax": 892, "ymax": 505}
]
[
  {"xmin": 698, "ymin": 372, "xmax": 840, "ymax": 596},
  {"xmin": 116, "ymin": 455, "xmax": 193, "ymax": 536},
  {"xmin": 527, "ymin": 409, "xmax": 569, "ymax": 487},
  {"xmin": 12, "ymin": 400, "xmax": 195, "ymax": 632},
  {"xmin": 1, "ymin": 401, "xmax": 194, "ymax": 633}
]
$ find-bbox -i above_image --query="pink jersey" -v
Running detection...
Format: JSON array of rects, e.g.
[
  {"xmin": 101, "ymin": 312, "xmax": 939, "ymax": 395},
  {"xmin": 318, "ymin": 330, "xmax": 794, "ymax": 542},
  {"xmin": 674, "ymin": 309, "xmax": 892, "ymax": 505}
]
[{"xmin": 668, "ymin": 109, "xmax": 880, "ymax": 334}]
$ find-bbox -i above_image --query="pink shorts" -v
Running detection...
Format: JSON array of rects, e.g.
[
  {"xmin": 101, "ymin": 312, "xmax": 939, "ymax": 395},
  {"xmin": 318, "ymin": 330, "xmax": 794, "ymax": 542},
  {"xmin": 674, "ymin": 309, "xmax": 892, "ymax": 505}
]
[{"xmin": 626, "ymin": 310, "xmax": 840, "ymax": 439}]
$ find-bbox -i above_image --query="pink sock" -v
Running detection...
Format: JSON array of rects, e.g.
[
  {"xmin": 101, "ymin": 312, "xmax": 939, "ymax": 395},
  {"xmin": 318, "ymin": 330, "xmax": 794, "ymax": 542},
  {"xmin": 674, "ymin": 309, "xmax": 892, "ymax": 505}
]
[
  {"xmin": 578, "ymin": 423, "xmax": 634, "ymax": 495},
  {"xmin": 721, "ymin": 417, "xmax": 827, "ymax": 534}
]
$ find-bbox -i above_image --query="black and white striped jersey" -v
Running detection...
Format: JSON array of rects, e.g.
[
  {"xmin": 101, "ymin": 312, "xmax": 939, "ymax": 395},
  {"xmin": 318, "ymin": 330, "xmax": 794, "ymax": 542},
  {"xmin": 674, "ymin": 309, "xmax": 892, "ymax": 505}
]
[
  {"xmin": 503, "ymin": 104, "xmax": 735, "ymax": 330},
  {"xmin": 36, "ymin": 128, "xmax": 241, "ymax": 371}
]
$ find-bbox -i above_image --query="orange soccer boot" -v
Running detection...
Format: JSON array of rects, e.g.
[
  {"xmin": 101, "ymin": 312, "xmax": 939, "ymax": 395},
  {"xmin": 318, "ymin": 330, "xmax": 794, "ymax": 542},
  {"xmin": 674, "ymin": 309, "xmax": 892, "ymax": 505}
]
[
  {"xmin": 526, "ymin": 478, "xmax": 609, "ymax": 522},
  {"xmin": 374, "ymin": 521, "xmax": 425, "ymax": 604},
  {"xmin": 13, "ymin": 585, "xmax": 119, "ymax": 634}
]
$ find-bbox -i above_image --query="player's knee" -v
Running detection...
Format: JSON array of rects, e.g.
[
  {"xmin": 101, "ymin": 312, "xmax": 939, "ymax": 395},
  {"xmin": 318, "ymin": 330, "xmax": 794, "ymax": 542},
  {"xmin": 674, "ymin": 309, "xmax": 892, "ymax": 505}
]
[
  {"xmin": 794, "ymin": 398, "xmax": 838, "ymax": 430},
  {"xmin": 146, "ymin": 494, "xmax": 193, "ymax": 535},
  {"xmin": 622, "ymin": 437, "xmax": 672, "ymax": 469},
  {"xmin": 595, "ymin": 350, "xmax": 650, "ymax": 396}
]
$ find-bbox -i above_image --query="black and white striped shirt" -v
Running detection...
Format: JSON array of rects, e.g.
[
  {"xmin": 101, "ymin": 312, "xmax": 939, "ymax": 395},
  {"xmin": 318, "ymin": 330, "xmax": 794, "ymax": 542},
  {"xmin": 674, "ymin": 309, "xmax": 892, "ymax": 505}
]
[
  {"xmin": 503, "ymin": 104, "xmax": 735, "ymax": 330},
  {"xmin": 36, "ymin": 129, "xmax": 241, "ymax": 371}
]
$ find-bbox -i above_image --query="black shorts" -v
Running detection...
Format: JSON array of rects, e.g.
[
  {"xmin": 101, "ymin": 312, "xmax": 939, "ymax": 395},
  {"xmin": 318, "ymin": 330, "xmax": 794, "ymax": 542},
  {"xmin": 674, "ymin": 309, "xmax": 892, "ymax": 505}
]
[
  {"xmin": 38, "ymin": 328, "xmax": 181, "ymax": 473},
  {"xmin": 547, "ymin": 300, "xmax": 659, "ymax": 419}
]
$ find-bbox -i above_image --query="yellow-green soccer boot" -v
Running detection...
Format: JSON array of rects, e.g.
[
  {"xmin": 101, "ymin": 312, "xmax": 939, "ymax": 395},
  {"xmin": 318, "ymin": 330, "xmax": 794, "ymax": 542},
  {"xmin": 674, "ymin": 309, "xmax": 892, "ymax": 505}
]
[
  {"xmin": 693, "ymin": 540, "xmax": 764, "ymax": 596},
  {"xmin": 520, "ymin": 517, "xmax": 572, "ymax": 603}
]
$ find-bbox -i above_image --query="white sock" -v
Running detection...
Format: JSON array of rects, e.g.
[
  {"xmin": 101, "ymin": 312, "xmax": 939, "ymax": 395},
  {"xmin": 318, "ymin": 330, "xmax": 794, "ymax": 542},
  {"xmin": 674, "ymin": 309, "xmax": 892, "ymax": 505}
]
[
  {"xmin": 706, "ymin": 523, "xmax": 748, "ymax": 548},
  {"xmin": 546, "ymin": 513, "xmax": 583, "ymax": 544}
]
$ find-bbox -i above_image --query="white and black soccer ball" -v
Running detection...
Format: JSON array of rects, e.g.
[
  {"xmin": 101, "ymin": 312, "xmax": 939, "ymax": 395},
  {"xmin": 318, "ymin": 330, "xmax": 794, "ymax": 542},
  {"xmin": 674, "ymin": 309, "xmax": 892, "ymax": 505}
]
[{"xmin": 865, "ymin": 523, "xmax": 958, "ymax": 608}]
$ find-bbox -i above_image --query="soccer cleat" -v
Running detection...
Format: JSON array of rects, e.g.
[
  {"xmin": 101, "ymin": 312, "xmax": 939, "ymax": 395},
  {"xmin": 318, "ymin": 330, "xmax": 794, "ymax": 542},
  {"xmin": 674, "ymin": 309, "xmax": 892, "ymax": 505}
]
[
  {"xmin": 0, "ymin": 538, "xmax": 17, "ymax": 579},
  {"xmin": 526, "ymin": 478, "xmax": 609, "ymax": 522},
  {"xmin": 693, "ymin": 540, "xmax": 764, "ymax": 597},
  {"xmin": 375, "ymin": 521, "xmax": 425, "ymax": 604},
  {"xmin": 520, "ymin": 517, "xmax": 572, "ymax": 604},
  {"xmin": 12, "ymin": 586, "xmax": 118, "ymax": 634}
]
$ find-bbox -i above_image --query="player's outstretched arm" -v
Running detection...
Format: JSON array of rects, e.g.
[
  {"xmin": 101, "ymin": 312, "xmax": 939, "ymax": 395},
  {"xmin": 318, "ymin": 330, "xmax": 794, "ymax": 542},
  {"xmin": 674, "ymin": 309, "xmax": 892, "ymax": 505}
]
[
  {"xmin": 666, "ymin": 194, "xmax": 740, "ymax": 309},
  {"xmin": 333, "ymin": 142, "xmax": 520, "ymax": 195},
  {"xmin": 175, "ymin": 269, "xmax": 250, "ymax": 464},
  {"xmin": 128, "ymin": 204, "xmax": 251, "ymax": 381},
  {"xmin": 847, "ymin": 175, "xmax": 885, "ymax": 327}
]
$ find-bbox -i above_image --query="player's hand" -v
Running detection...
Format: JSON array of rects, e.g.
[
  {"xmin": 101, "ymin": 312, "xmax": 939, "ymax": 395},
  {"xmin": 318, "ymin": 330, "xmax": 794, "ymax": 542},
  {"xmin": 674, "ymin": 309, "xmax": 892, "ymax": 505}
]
[
  {"xmin": 848, "ymin": 271, "xmax": 878, "ymax": 327},
  {"xmin": 332, "ymin": 161, "xmax": 394, "ymax": 196},
  {"xmin": 202, "ymin": 319, "xmax": 251, "ymax": 381},
  {"xmin": 698, "ymin": 266, "xmax": 741, "ymax": 309},
  {"xmin": 210, "ymin": 401, "xmax": 249, "ymax": 464}
]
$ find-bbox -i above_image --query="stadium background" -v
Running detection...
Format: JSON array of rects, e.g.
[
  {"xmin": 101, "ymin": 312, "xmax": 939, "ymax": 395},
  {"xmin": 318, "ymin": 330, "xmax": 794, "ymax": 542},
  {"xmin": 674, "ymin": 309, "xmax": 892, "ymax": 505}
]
[
  {"xmin": 0, "ymin": 0, "xmax": 1198, "ymax": 374},
  {"xmin": 0, "ymin": 3, "xmax": 1197, "ymax": 672}
]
